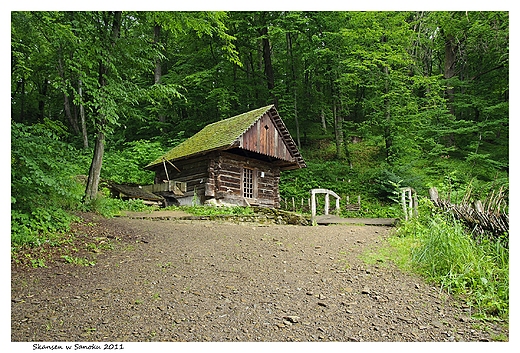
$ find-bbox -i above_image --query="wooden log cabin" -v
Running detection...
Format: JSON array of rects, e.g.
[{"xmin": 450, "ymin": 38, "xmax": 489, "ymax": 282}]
[{"xmin": 144, "ymin": 105, "xmax": 306, "ymax": 208}]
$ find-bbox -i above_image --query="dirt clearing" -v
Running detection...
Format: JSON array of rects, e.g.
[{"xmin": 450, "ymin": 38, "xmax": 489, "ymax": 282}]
[{"xmin": 11, "ymin": 214, "xmax": 508, "ymax": 342}]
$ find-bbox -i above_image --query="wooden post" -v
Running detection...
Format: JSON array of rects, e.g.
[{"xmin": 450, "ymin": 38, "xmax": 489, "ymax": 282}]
[
  {"xmin": 401, "ymin": 188, "xmax": 408, "ymax": 221},
  {"xmin": 335, "ymin": 196, "xmax": 340, "ymax": 215},
  {"xmin": 292, "ymin": 197, "xmax": 295, "ymax": 211},
  {"xmin": 324, "ymin": 193, "xmax": 329, "ymax": 215},
  {"xmin": 407, "ymin": 189, "xmax": 413, "ymax": 220},
  {"xmin": 474, "ymin": 200, "xmax": 484, "ymax": 213},
  {"xmin": 311, "ymin": 190, "xmax": 317, "ymax": 224},
  {"xmin": 429, "ymin": 187, "xmax": 439, "ymax": 206},
  {"xmin": 413, "ymin": 190, "xmax": 418, "ymax": 217},
  {"xmin": 162, "ymin": 160, "xmax": 170, "ymax": 182}
]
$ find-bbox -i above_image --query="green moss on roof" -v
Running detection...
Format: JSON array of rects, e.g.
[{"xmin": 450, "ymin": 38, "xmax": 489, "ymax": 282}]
[{"xmin": 146, "ymin": 105, "xmax": 274, "ymax": 168}]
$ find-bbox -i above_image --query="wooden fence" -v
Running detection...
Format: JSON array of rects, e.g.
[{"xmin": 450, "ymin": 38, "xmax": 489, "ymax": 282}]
[
  {"xmin": 280, "ymin": 193, "xmax": 361, "ymax": 214},
  {"xmin": 429, "ymin": 187, "xmax": 508, "ymax": 243}
]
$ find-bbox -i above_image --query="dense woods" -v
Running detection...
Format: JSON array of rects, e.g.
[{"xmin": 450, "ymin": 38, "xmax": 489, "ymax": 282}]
[
  {"xmin": 10, "ymin": 10, "xmax": 509, "ymax": 321},
  {"xmin": 11, "ymin": 9, "xmax": 509, "ymax": 230},
  {"xmin": 11, "ymin": 10, "xmax": 509, "ymax": 230}
]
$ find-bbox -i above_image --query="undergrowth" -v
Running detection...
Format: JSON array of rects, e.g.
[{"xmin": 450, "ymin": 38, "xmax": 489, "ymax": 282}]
[
  {"xmin": 376, "ymin": 199, "xmax": 509, "ymax": 321},
  {"xmin": 166, "ymin": 205, "xmax": 255, "ymax": 216}
]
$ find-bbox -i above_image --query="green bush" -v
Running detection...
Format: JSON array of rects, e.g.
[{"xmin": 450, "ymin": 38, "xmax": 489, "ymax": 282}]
[
  {"xmin": 101, "ymin": 140, "xmax": 165, "ymax": 185},
  {"xmin": 85, "ymin": 191, "xmax": 152, "ymax": 218},
  {"xmin": 11, "ymin": 121, "xmax": 85, "ymax": 247}
]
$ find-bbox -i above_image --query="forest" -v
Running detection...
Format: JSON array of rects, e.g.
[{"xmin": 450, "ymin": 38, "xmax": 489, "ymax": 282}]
[{"xmin": 11, "ymin": 11, "xmax": 509, "ymax": 320}]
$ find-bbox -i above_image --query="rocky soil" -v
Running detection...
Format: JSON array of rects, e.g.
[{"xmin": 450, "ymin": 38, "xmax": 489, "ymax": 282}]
[{"xmin": 11, "ymin": 213, "xmax": 508, "ymax": 342}]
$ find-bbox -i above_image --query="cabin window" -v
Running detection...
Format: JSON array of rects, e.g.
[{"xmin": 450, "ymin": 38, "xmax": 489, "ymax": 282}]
[{"xmin": 243, "ymin": 167, "xmax": 254, "ymax": 199}]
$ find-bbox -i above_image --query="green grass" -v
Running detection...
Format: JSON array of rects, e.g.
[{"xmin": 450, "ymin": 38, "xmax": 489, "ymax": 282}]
[
  {"xmin": 167, "ymin": 205, "xmax": 255, "ymax": 216},
  {"xmin": 61, "ymin": 255, "xmax": 96, "ymax": 266},
  {"xmin": 364, "ymin": 202, "xmax": 508, "ymax": 321},
  {"xmin": 406, "ymin": 215, "xmax": 509, "ymax": 320}
]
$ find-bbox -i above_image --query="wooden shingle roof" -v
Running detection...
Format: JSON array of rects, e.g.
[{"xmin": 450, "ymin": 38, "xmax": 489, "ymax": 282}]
[{"xmin": 145, "ymin": 105, "xmax": 306, "ymax": 170}]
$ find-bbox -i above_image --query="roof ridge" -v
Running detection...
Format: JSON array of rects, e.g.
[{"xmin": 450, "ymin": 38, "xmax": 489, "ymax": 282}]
[{"xmin": 206, "ymin": 104, "xmax": 273, "ymax": 127}]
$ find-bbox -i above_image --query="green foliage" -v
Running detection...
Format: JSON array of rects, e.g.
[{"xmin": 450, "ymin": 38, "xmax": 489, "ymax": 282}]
[
  {"xmin": 61, "ymin": 255, "xmax": 96, "ymax": 266},
  {"xmin": 86, "ymin": 193, "xmax": 152, "ymax": 218},
  {"xmin": 11, "ymin": 122, "xmax": 84, "ymax": 247},
  {"xmin": 11, "ymin": 11, "xmax": 508, "ymax": 274},
  {"xmin": 169, "ymin": 205, "xmax": 254, "ymax": 217},
  {"xmin": 395, "ymin": 203, "xmax": 509, "ymax": 320},
  {"xmin": 102, "ymin": 140, "xmax": 165, "ymax": 185}
]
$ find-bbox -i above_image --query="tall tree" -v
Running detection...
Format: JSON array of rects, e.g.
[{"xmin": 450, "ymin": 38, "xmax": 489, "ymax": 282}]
[{"xmin": 84, "ymin": 11, "xmax": 122, "ymax": 201}]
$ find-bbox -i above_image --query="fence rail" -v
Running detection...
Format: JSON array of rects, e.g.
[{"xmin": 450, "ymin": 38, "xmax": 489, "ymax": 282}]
[{"xmin": 280, "ymin": 193, "xmax": 361, "ymax": 214}]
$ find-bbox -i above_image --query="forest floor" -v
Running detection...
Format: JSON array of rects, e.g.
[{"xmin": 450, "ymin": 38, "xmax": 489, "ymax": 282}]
[{"xmin": 11, "ymin": 212, "xmax": 509, "ymax": 343}]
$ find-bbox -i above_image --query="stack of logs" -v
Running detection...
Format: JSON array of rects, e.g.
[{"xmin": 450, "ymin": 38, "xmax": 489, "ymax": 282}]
[{"xmin": 429, "ymin": 187, "xmax": 509, "ymax": 244}]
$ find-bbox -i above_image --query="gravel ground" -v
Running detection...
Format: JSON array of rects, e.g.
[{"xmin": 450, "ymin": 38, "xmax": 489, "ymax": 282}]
[{"xmin": 11, "ymin": 213, "xmax": 508, "ymax": 343}]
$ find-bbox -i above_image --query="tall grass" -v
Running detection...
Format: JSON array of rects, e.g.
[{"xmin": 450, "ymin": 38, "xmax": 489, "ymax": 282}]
[{"xmin": 396, "ymin": 206, "xmax": 509, "ymax": 320}]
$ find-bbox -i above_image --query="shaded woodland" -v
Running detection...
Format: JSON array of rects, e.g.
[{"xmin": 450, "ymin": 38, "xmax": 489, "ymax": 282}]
[{"xmin": 11, "ymin": 11, "xmax": 508, "ymax": 238}]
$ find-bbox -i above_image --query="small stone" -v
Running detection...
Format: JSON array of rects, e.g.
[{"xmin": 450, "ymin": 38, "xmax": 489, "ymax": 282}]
[
  {"xmin": 317, "ymin": 302, "xmax": 328, "ymax": 307},
  {"xmin": 431, "ymin": 321, "xmax": 442, "ymax": 328},
  {"xmin": 419, "ymin": 325, "xmax": 428, "ymax": 330},
  {"xmin": 361, "ymin": 287, "xmax": 371, "ymax": 294},
  {"xmin": 283, "ymin": 316, "xmax": 300, "ymax": 323}
]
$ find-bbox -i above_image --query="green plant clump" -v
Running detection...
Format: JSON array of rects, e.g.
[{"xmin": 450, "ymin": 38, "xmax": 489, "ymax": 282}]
[
  {"xmin": 395, "ymin": 202, "xmax": 509, "ymax": 320},
  {"xmin": 168, "ymin": 205, "xmax": 255, "ymax": 216}
]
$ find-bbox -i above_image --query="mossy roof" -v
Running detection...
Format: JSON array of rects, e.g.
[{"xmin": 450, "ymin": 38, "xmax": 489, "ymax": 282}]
[{"xmin": 146, "ymin": 105, "xmax": 275, "ymax": 168}]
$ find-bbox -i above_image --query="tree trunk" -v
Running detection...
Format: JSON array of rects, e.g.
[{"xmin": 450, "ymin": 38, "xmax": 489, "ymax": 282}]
[
  {"xmin": 84, "ymin": 11, "xmax": 122, "ymax": 202},
  {"xmin": 259, "ymin": 24, "xmax": 277, "ymax": 107},
  {"xmin": 58, "ymin": 56, "xmax": 80, "ymax": 134},
  {"xmin": 84, "ymin": 131, "xmax": 105, "ymax": 201},
  {"xmin": 38, "ymin": 78, "xmax": 48, "ymax": 121},
  {"xmin": 19, "ymin": 78, "xmax": 25, "ymax": 122},
  {"xmin": 333, "ymin": 100, "xmax": 345, "ymax": 160},
  {"xmin": 287, "ymin": 31, "xmax": 300, "ymax": 148},
  {"xmin": 153, "ymin": 24, "xmax": 166, "ymax": 123},
  {"xmin": 383, "ymin": 65, "xmax": 393, "ymax": 161},
  {"xmin": 321, "ymin": 109, "xmax": 327, "ymax": 133},
  {"xmin": 444, "ymin": 34, "xmax": 457, "ymax": 115},
  {"xmin": 294, "ymin": 92, "xmax": 301, "ymax": 149},
  {"xmin": 78, "ymin": 80, "xmax": 88, "ymax": 149}
]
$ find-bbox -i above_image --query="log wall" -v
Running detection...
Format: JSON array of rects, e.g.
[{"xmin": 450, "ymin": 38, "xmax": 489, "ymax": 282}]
[
  {"xmin": 154, "ymin": 155, "xmax": 210, "ymax": 205},
  {"xmin": 213, "ymin": 152, "xmax": 280, "ymax": 208},
  {"xmin": 152, "ymin": 151, "xmax": 281, "ymax": 208}
]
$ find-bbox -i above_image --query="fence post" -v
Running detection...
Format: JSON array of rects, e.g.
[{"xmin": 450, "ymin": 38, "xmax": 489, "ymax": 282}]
[
  {"xmin": 311, "ymin": 190, "xmax": 317, "ymax": 224},
  {"xmin": 401, "ymin": 188, "xmax": 408, "ymax": 221},
  {"xmin": 324, "ymin": 193, "xmax": 329, "ymax": 215}
]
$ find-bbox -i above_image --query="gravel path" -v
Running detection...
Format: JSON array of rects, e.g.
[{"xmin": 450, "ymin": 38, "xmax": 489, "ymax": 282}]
[{"xmin": 11, "ymin": 214, "xmax": 508, "ymax": 342}]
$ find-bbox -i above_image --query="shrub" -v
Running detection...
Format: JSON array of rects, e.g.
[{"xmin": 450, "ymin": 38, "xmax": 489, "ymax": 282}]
[{"xmin": 11, "ymin": 121, "xmax": 84, "ymax": 247}]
